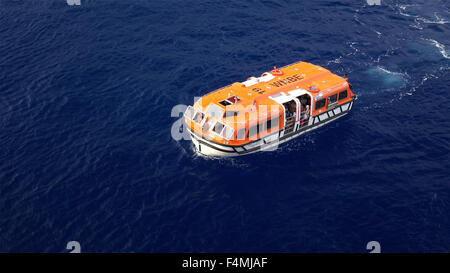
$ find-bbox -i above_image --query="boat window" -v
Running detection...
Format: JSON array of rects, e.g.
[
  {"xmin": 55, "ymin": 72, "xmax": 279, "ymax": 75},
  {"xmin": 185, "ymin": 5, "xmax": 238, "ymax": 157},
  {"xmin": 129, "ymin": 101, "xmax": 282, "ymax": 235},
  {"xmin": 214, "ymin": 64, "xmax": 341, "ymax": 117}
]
[
  {"xmin": 315, "ymin": 99, "xmax": 326, "ymax": 110},
  {"xmin": 226, "ymin": 96, "xmax": 241, "ymax": 104},
  {"xmin": 193, "ymin": 112, "xmax": 205, "ymax": 124},
  {"xmin": 224, "ymin": 111, "xmax": 239, "ymax": 118},
  {"xmin": 221, "ymin": 126, "xmax": 234, "ymax": 140},
  {"xmin": 219, "ymin": 96, "xmax": 241, "ymax": 107},
  {"xmin": 267, "ymin": 117, "xmax": 279, "ymax": 130},
  {"xmin": 212, "ymin": 122, "xmax": 225, "ymax": 134},
  {"xmin": 205, "ymin": 104, "xmax": 224, "ymax": 120},
  {"xmin": 327, "ymin": 94, "xmax": 338, "ymax": 108},
  {"xmin": 247, "ymin": 123, "xmax": 263, "ymax": 138},
  {"xmin": 328, "ymin": 94, "xmax": 337, "ymax": 104},
  {"xmin": 218, "ymin": 100, "xmax": 232, "ymax": 107},
  {"xmin": 236, "ymin": 128, "xmax": 246, "ymax": 140},
  {"xmin": 338, "ymin": 90, "xmax": 348, "ymax": 100},
  {"xmin": 184, "ymin": 106, "xmax": 196, "ymax": 120}
]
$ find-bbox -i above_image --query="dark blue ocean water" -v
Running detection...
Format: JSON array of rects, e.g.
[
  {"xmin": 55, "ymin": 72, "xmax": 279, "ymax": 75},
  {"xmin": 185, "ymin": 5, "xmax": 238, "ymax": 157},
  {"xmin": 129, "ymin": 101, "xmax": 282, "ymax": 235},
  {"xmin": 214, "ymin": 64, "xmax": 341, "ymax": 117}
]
[{"xmin": 1, "ymin": 0, "xmax": 449, "ymax": 252}]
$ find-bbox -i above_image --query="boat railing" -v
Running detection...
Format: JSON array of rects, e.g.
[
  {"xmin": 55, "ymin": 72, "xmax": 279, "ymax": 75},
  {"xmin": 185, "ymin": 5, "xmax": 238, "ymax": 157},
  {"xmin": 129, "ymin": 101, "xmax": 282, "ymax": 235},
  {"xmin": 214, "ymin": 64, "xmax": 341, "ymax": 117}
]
[{"xmin": 284, "ymin": 116, "xmax": 296, "ymax": 133}]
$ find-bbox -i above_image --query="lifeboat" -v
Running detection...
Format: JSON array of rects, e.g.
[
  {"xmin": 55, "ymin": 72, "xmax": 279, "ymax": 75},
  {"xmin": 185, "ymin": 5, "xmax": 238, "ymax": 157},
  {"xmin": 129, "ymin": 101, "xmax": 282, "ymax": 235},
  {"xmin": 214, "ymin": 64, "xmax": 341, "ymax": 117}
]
[{"xmin": 184, "ymin": 61, "xmax": 356, "ymax": 156}]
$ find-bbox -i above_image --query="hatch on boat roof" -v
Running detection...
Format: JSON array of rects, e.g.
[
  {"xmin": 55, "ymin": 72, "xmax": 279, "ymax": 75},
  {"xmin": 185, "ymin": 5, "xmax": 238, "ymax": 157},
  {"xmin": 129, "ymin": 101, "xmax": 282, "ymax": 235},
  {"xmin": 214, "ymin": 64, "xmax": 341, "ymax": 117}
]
[{"xmin": 218, "ymin": 96, "xmax": 241, "ymax": 107}]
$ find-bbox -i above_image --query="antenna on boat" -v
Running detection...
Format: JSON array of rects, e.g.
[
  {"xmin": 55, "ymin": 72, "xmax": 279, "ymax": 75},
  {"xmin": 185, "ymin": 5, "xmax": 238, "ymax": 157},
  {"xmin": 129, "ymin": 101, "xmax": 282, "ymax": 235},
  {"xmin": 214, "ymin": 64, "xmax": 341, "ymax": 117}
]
[{"xmin": 343, "ymin": 73, "xmax": 353, "ymax": 90}]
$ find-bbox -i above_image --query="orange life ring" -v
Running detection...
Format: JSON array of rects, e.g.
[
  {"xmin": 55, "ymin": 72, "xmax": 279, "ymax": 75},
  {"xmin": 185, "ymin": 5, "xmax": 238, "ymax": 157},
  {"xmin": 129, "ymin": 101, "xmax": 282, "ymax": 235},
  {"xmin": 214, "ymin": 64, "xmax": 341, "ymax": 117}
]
[
  {"xmin": 270, "ymin": 66, "xmax": 283, "ymax": 76},
  {"xmin": 307, "ymin": 86, "xmax": 320, "ymax": 93}
]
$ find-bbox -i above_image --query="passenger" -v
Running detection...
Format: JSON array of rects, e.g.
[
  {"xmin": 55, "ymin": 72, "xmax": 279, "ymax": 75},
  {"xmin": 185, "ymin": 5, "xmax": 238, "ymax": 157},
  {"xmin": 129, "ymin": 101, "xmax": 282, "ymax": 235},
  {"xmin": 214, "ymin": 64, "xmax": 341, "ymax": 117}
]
[
  {"xmin": 286, "ymin": 109, "xmax": 291, "ymax": 117},
  {"xmin": 196, "ymin": 113, "xmax": 203, "ymax": 123},
  {"xmin": 289, "ymin": 105, "xmax": 296, "ymax": 118},
  {"xmin": 301, "ymin": 105, "xmax": 310, "ymax": 126}
]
